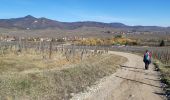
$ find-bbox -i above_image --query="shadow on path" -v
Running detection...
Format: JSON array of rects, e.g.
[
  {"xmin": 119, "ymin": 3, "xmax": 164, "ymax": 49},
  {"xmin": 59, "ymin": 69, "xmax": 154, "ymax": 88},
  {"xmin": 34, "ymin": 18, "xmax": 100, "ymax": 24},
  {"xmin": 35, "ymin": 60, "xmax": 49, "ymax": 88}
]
[
  {"xmin": 120, "ymin": 65, "xmax": 144, "ymax": 70},
  {"xmin": 153, "ymin": 92, "xmax": 167, "ymax": 99},
  {"xmin": 127, "ymin": 69, "xmax": 160, "ymax": 77},
  {"xmin": 120, "ymin": 65, "xmax": 160, "ymax": 77},
  {"xmin": 154, "ymin": 92, "xmax": 166, "ymax": 96},
  {"xmin": 145, "ymin": 78, "xmax": 160, "ymax": 82},
  {"xmin": 115, "ymin": 75, "xmax": 162, "ymax": 88}
]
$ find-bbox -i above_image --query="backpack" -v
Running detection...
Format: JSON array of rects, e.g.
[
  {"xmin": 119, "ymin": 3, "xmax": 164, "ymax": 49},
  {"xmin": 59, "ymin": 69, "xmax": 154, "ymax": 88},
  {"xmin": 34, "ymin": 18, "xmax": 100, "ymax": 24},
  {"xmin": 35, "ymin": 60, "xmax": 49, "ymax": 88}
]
[{"xmin": 144, "ymin": 52, "xmax": 150, "ymax": 61}]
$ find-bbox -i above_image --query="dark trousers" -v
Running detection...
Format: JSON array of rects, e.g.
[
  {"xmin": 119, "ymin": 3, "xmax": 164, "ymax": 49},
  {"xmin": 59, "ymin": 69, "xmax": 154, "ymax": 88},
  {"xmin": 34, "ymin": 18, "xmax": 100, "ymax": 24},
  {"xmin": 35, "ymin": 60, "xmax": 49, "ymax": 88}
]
[{"xmin": 145, "ymin": 60, "xmax": 150, "ymax": 70}]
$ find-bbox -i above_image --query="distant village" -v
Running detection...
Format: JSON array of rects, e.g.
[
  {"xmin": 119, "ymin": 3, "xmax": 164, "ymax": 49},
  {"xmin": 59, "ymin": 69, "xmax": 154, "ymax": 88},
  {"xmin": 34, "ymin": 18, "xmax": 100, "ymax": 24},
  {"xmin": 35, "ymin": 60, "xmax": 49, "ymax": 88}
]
[
  {"xmin": 0, "ymin": 30, "xmax": 161, "ymax": 42},
  {"xmin": 0, "ymin": 34, "xmax": 88, "ymax": 42}
]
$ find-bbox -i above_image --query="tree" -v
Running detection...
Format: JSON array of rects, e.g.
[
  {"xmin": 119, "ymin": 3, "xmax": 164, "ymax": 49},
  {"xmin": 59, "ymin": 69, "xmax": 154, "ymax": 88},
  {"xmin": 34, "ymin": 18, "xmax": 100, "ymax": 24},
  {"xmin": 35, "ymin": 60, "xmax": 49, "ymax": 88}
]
[
  {"xmin": 160, "ymin": 40, "xmax": 165, "ymax": 46},
  {"xmin": 115, "ymin": 35, "xmax": 122, "ymax": 38}
]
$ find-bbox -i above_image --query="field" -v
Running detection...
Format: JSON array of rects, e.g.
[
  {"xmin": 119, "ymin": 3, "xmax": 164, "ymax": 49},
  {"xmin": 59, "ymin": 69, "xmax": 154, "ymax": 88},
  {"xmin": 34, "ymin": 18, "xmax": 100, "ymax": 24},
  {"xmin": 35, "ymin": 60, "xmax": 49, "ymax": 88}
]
[
  {"xmin": 0, "ymin": 41, "xmax": 127, "ymax": 100},
  {"xmin": 127, "ymin": 34, "xmax": 170, "ymax": 46},
  {"xmin": 0, "ymin": 27, "xmax": 121, "ymax": 38},
  {"xmin": 0, "ymin": 32, "xmax": 170, "ymax": 99}
]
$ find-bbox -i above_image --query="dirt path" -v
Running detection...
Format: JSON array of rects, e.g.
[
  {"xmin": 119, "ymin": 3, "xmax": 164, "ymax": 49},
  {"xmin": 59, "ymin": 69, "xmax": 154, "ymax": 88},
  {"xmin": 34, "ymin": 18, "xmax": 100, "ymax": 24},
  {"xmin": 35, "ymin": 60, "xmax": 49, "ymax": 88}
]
[{"xmin": 71, "ymin": 51, "xmax": 166, "ymax": 100}]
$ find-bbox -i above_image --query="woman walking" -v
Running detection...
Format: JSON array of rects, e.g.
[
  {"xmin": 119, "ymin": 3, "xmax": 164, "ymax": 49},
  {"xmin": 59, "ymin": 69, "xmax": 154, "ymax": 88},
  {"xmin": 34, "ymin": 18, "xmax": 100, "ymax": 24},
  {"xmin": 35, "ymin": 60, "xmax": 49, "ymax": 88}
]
[{"xmin": 143, "ymin": 50, "xmax": 152, "ymax": 70}]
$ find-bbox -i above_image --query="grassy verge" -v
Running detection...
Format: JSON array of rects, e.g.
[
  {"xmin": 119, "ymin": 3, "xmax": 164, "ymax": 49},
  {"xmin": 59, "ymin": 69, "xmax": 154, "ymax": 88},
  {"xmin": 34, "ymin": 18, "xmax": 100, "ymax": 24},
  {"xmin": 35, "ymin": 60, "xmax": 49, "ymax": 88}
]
[
  {"xmin": 153, "ymin": 60, "xmax": 170, "ymax": 98},
  {"xmin": 0, "ymin": 54, "xmax": 127, "ymax": 100}
]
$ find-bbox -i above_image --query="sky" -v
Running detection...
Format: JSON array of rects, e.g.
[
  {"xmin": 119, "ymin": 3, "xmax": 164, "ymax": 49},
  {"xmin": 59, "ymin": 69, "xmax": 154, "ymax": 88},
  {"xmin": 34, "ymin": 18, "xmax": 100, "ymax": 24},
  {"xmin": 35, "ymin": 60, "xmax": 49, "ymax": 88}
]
[{"xmin": 0, "ymin": 0, "xmax": 170, "ymax": 26}]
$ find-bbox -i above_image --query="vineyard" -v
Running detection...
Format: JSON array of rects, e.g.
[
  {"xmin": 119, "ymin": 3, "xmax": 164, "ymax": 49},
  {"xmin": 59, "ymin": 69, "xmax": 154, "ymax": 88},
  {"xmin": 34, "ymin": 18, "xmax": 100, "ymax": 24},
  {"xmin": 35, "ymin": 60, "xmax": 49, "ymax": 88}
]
[
  {"xmin": 108, "ymin": 46, "xmax": 170, "ymax": 64},
  {"xmin": 0, "ymin": 39, "xmax": 128, "ymax": 100},
  {"xmin": 0, "ymin": 38, "xmax": 169, "ymax": 99},
  {"xmin": 0, "ymin": 40, "xmax": 109, "ymax": 61},
  {"xmin": 0, "ymin": 38, "xmax": 169, "ymax": 65},
  {"xmin": 0, "ymin": 40, "xmax": 113, "ymax": 75}
]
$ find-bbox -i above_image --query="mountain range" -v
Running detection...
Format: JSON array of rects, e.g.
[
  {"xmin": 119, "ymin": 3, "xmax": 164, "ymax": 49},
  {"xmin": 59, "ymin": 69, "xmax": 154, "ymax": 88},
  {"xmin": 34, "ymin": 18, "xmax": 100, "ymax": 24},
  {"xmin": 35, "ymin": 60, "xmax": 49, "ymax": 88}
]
[{"xmin": 0, "ymin": 15, "xmax": 169, "ymax": 32}]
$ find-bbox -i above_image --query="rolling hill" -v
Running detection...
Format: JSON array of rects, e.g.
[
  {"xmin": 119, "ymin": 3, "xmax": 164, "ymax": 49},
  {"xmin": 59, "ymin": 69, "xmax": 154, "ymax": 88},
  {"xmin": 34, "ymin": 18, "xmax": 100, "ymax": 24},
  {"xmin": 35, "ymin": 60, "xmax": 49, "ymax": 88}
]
[{"xmin": 0, "ymin": 15, "xmax": 169, "ymax": 32}]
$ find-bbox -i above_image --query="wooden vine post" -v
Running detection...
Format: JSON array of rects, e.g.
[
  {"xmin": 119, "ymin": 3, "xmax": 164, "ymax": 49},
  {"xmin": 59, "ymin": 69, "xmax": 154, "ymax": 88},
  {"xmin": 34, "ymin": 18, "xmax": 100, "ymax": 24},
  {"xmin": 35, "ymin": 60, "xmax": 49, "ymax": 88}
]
[{"xmin": 49, "ymin": 38, "xmax": 54, "ymax": 59}]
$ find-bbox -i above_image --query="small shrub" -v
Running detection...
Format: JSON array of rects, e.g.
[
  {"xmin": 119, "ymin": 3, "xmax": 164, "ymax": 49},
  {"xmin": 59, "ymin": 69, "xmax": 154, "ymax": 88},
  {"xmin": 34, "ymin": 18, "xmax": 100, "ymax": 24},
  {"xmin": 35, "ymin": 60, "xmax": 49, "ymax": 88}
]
[{"xmin": 160, "ymin": 40, "xmax": 165, "ymax": 46}]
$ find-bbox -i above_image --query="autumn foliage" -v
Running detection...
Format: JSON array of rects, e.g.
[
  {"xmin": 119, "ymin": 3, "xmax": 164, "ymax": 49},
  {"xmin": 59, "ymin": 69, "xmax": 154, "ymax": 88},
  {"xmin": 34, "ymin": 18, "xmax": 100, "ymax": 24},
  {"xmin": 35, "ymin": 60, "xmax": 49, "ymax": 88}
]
[{"xmin": 75, "ymin": 36, "xmax": 137, "ymax": 46}]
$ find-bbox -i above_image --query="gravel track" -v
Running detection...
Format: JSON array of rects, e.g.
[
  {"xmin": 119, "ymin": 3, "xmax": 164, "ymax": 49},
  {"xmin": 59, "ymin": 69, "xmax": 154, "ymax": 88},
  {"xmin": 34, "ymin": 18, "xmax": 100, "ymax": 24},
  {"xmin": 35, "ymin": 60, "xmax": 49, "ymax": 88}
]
[{"xmin": 71, "ymin": 51, "xmax": 166, "ymax": 100}]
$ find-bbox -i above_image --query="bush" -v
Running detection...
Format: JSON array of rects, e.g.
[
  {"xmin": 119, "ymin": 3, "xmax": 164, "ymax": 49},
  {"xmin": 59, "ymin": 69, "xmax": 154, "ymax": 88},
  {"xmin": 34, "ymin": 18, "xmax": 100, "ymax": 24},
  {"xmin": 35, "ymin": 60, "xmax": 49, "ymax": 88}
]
[
  {"xmin": 75, "ymin": 37, "xmax": 137, "ymax": 46},
  {"xmin": 115, "ymin": 35, "xmax": 122, "ymax": 38},
  {"xmin": 57, "ymin": 38, "xmax": 65, "ymax": 42},
  {"xmin": 160, "ymin": 40, "xmax": 165, "ymax": 46}
]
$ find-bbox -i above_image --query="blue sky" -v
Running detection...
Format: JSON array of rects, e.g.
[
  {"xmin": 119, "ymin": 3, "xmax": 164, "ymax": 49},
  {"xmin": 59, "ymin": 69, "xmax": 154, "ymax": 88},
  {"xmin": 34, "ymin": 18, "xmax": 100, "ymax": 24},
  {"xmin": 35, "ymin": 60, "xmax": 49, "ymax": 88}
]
[{"xmin": 0, "ymin": 0, "xmax": 170, "ymax": 26}]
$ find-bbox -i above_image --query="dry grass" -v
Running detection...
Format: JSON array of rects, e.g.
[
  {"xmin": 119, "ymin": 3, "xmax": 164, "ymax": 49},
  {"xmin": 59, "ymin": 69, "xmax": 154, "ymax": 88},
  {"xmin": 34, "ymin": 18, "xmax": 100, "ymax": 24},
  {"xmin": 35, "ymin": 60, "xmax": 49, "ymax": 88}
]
[
  {"xmin": 0, "ymin": 51, "xmax": 127, "ymax": 100},
  {"xmin": 0, "ymin": 48, "xmax": 88, "ymax": 74},
  {"xmin": 153, "ymin": 60, "xmax": 170, "ymax": 99}
]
